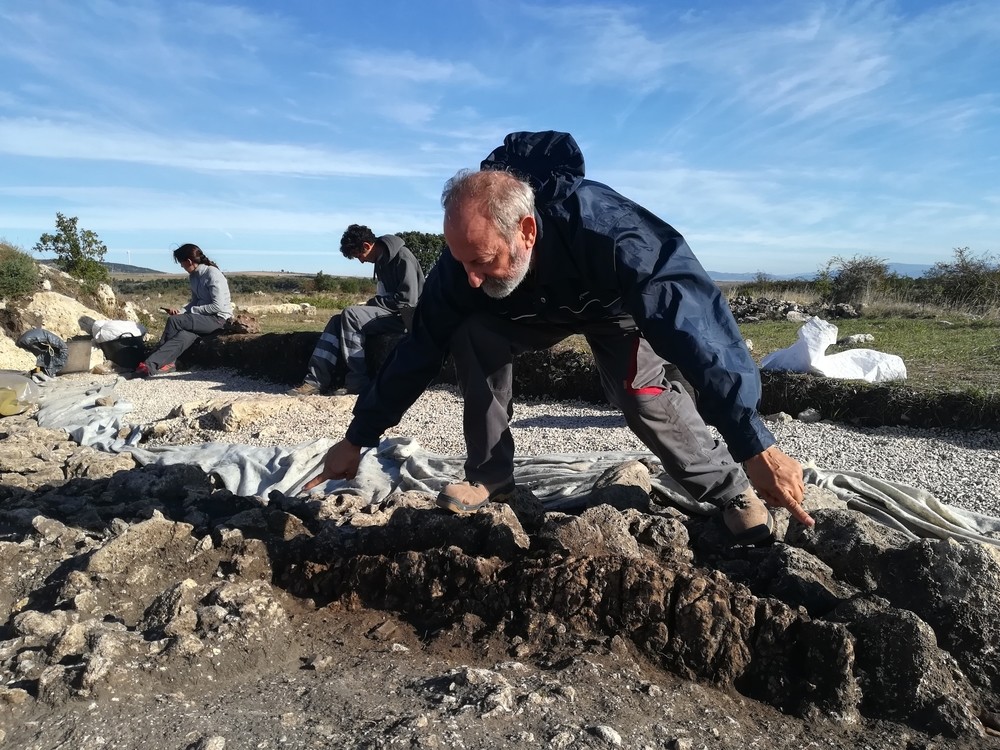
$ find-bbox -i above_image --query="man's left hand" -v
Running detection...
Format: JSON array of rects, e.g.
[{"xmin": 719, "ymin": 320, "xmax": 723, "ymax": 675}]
[
  {"xmin": 302, "ymin": 439, "xmax": 362, "ymax": 493},
  {"xmin": 743, "ymin": 445, "xmax": 814, "ymax": 527}
]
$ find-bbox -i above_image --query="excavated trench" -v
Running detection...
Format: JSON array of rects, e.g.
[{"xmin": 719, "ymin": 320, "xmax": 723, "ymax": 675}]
[
  {"xmin": 2, "ymin": 442, "xmax": 999, "ymax": 739},
  {"xmin": 269, "ymin": 489, "xmax": 997, "ymax": 739},
  {"xmin": 3, "ymin": 339, "xmax": 1000, "ymax": 741}
]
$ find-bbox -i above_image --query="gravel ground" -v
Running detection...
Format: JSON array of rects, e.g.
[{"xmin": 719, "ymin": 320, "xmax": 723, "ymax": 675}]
[{"xmin": 65, "ymin": 366, "xmax": 1000, "ymax": 519}]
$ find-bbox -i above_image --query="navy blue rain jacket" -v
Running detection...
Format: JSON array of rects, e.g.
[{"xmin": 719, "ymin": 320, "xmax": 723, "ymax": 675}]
[{"xmin": 347, "ymin": 131, "xmax": 774, "ymax": 462}]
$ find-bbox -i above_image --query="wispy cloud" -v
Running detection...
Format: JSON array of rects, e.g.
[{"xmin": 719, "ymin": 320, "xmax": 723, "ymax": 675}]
[
  {"xmin": 521, "ymin": 5, "xmax": 672, "ymax": 89},
  {"xmin": 343, "ymin": 50, "xmax": 492, "ymax": 85},
  {"xmin": 525, "ymin": 2, "xmax": 897, "ymax": 126},
  {"xmin": 370, "ymin": 100, "xmax": 440, "ymax": 127},
  {"xmin": 0, "ymin": 118, "xmax": 436, "ymax": 177},
  {"xmin": 2, "ymin": 1, "xmax": 998, "ymax": 273},
  {"xmin": 0, "ymin": 183, "xmax": 444, "ymax": 239}
]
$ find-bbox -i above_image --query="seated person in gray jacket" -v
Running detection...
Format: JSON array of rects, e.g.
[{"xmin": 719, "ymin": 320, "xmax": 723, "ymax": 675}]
[
  {"xmin": 290, "ymin": 225, "xmax": 425, "ymax": 396},
  {"xmin": 136, "ymin": 243, "xmax": 232, "ymax": 377}
]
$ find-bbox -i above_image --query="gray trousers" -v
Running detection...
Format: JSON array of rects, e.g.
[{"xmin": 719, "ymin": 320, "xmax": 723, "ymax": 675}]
[
  {"xmin": 145, "ymin": 313, "xmax": 225, "ymax": 371},
  {"xmin": 305, "ymin": 305, "xmax": 405, "ymax": 391},
  {"xmin": 450, "ymin": 314, "xmax": 749, "ymax": 506}
]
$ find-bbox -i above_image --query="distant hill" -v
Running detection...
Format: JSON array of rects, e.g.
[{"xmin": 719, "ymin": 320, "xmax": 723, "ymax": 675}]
[
  {"xmin": 707, "ymin": 270, "xmax": 807, "ymax": 282},
  {"xmin": 886, "ymin": 262, "xmax": 934, "ymax": 278},
  {"xmin": 104, "ymin": 262, "xmax": 168, "ymax": 274},
  {"xmin": 708, "ymin": 262, "xmax": 933, "ymax": 283},
  {"xmin": 38, "ymin": 258, "xmax": 167, "ymax": 275}
]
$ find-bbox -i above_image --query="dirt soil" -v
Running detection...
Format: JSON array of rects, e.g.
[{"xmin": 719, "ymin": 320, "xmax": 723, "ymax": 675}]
[
  {"xmin": 3, "ymin": 462, "xmax": 992, "ymax": 750},
  {"xmin": 3, "ymin": 281, "xmax": 998, "ymax": 748},
  {"xmin": 5, "ymin": 598, "xmax": 969, "ymax": 750}
]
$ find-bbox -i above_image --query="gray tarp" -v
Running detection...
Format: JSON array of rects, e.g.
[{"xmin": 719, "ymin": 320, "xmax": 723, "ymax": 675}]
[{"xmin": 31, "ymin": 377, "xmax": 1000, "ymax": 547}]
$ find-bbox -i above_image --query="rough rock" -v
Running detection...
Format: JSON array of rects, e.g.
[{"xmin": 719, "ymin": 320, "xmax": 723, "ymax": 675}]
[
  {"xmin": 237, "ymin": 302, "xmax": 316, "ymax": 316},
  {"xmin": 208, "ymin": 396, "xmax": 319, "ymax": 432},
  {"xmin": 839, "ymin": 333, "xmax": 875, "ymax": 345},
  {"xmin": 94, "ymin": 283, "xmax": 116, "ymax": 313},
  {"xmin": 587, "ymin": 459, "xmax": 654, "ymax": 511},
  {"xmin": 0, "ymin": 329, "xmax": 36, "ymax": 369},
  {"xmin": 791, "ymin": 513, "xmax": 1000, "ymax": 696},
  {"xmin": 1, "ymin": 417, "xmax": 998, "ymax": 747},
  {"xmin": 727, "ymin": 297, "xmax": 860, "ymax": 324},
  {"xmin": 22, "ymin": 291, "xmax": 106, "ymax": 342}
]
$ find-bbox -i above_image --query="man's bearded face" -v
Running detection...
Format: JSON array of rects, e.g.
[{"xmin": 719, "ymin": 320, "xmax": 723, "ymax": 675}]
[{"xmin": 481, "ymin": 239, "xmax": 531, "ymax": 299}]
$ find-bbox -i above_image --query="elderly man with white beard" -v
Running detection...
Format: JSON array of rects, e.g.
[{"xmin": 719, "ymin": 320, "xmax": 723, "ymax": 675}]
[{"xmin": 305, "ymin": 131, "xmax": 812, "ymax": 545}]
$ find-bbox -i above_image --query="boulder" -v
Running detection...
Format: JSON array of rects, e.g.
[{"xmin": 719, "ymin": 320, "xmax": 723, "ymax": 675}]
[
  {"xmin": 2, "ymin": 415, "xmax": 999, "ymax": 739},
  {"xmin": 22, "ymin": 291, "xmax": 105, "ymax": 342},
  {"xmin": 238, "ymin": 302, "xmax": 315, "ymax": 316},
  {"xmin": 0, "ymin": 329, "xmax": 36, "ymax": 370}
]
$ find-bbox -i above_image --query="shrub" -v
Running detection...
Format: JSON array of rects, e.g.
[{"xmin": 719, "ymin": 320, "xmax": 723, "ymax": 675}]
[
  {"xmin": 826, "ymin": 255, "xmax": 893, "ymax": 305},
  {"xmin": 312, "ymin": 271, "xmax": 338, "ymax": 293},
  {"xmin": 304, "ymin": 294, "xmax": 354, "ymax": 310},
  {"xmin": 33, "ymin": 213, "xmax": 110, "ymax": 285},
  {"xmin": 113, "ymin": 277, "xmax": 190, "ymax": 296},
  {"xmin": 920, "ymin": 247, "xmax": 1000, "ymax": 312},
  {"xmin": 730, "ymin": 275, "xmax": 817, "ymax": 301},
  {"xmin": 223, "ymin": 274, "xmax": 293, "ymax": 294},
  {"xmin": 396, "ymin": 230, "xmax": 445, "ymax": 275},
  {"xmin": 0, "ymin": 240, "xmax": 40, "ymax": 300},
  {"xmin": 337, "ymin": 276, "xmax": 375, "ymax": 295}
]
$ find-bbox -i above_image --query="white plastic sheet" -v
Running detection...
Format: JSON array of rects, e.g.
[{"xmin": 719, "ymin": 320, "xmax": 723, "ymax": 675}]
[
  {"xmin": 91, "ymin": 320, "xmax": 147, "ymax": 343},
  {"xmin": 760, "ymin": 316, "xmax": 906, "ymax": 382}
]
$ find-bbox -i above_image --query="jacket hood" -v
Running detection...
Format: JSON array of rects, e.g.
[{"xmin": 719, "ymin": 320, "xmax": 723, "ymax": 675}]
[
  {"xmin": 378, "ymin": 234, "xmax": 406, "ymax": 259},
  {"xmin": 480, "ymin": 131, "xmax": 585, "ymax": 206}
]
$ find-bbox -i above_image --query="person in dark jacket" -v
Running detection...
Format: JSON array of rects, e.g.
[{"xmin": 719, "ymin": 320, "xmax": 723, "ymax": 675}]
[
  {"xmin": 289, "ymin": 225, "xmax": 425, "ymax": 396},
  {"xmin": 136, "ymin": 243, "xmax": 232, "ymax": 377},
  {"xmin": 304, "ymin": 132, "xmax": 812, "ymax": 544}
]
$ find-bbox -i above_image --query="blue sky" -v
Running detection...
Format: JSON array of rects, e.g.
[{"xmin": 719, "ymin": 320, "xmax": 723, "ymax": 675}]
[{"xmin": 1, "ymin": 1, "xmax": 997, "ymax": 277}]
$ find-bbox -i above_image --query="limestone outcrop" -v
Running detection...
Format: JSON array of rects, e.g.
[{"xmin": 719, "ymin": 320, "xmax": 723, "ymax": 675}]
[{"xmin": 1, "ymin": 413, "xmax": 998, "ymax": 742}]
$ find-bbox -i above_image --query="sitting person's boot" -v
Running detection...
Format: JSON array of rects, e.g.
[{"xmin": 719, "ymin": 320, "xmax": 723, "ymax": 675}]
[
  {"xmin": 288, "ymin": 381, "xmax": 321, "ymax": 396},
  {"xmin": 437, "ymin": 479, "xmax": 516, "ymax": 514},
  {"xmin": 722, "ymin": 489, "xmax": 775, "ymax": 545},
  {"xmin": 335, "ymin": 374, "xmax": 370, "ymax": 397}
]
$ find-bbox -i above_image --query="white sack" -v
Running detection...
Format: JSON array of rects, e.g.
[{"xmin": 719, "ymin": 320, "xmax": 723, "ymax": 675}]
[
  {"xmin": 760, "ymin": 316, "xmax": 906, "ymax": 383},
  {"xmin": 91, "ymin": 320, "xmax": 147, "ymax": 343}
]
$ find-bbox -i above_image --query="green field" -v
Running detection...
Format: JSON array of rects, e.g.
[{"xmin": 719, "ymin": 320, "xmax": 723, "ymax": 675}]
[
  {"xmin": 741, "ymin": 317, "xmax": 1000, "ymax": 394},
  {"xmin": 113, "ymin": 270, "xmax": 1000, "ymax": 398}
]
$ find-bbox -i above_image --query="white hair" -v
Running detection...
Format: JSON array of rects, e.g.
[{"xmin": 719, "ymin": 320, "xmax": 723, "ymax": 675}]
[{"xmin": 441, "ymin": 169, "xmax": 535, "ymax": 245}]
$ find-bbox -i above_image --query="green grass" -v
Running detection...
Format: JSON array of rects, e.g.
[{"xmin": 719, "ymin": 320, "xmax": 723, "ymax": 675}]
[
  {"xmin": 123, "ymin": 291, "xmax": 365, "ymax": 339},
  {"xmin": 128, "ymin": 287, "xmax": 1000, "ymax": 398},
  {"xmin": 741, "ymin": 317, "xmax": 1000, "ymax": 393},
  {"xmin": 258, "ymin": 316, "xmax": 328, "ymax": 334},
  {"xmin": 296, "ymin": 293, "xmax": 367, "ymax": 310}
]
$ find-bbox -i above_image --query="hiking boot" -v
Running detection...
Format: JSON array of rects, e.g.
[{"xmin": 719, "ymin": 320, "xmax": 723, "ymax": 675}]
[
  {"xmin": 134, "ymin": 362, "xmax": 151, "ymax": 378},
  {"xmin": 332, "ymin": 383, "xmax": 367, "ymax": 396},
  {"xmin": 722, "ymin": 490, "xmax": 775, "ymax": 545},
  {"xmin": 339, "ymin": 378, "xmax": 370, "ymax": 397},
  {"xmin": 288, "ymin": 382, "xmax": 321, "ymax": 396},
  {"xmin": 436, "ymin": 479, "xmax": 516, "ymax": 514}
]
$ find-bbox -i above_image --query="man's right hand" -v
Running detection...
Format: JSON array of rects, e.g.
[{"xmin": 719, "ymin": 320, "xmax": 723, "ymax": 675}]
[
  {"xmin": 302, "ymin": 439, "xmax": 362, "ymax": 492},
  {"xmin": 743, "ymin": 445, "xmax": 814, "ymax": 528}
]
